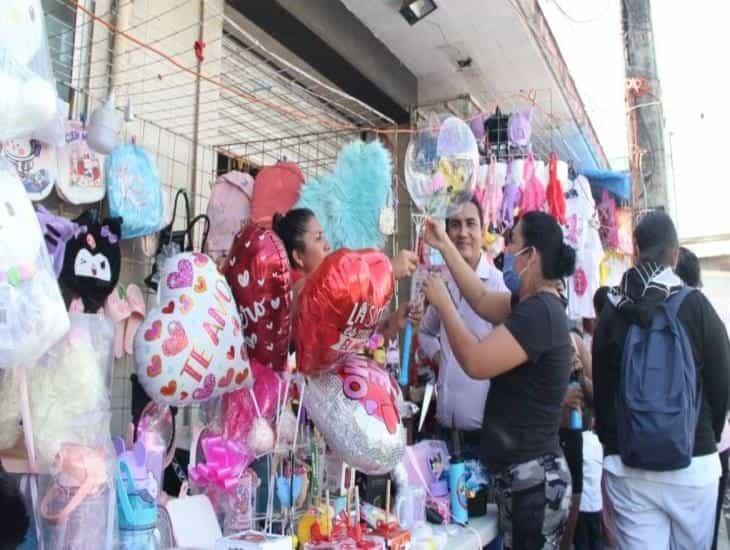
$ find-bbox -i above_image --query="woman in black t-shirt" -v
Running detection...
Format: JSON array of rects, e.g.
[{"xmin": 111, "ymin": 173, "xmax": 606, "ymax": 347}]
[{"xmin": 423, "ymin": 211, "xmax": 575, "ymax": 550}]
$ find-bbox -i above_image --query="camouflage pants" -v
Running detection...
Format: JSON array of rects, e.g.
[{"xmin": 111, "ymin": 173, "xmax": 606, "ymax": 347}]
[{"xmin": 493, "ymin": 453, "xmax": 572, "ymax": 550}]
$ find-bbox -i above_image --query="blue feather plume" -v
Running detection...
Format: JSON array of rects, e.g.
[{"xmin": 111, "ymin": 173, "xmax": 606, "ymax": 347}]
[{"xmin": 296, "ymin": 140, "xmax": 392, "ymax": 251}]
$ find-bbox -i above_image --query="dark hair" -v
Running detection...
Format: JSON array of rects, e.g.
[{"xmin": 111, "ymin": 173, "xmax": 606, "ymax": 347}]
[
  {"xmin": 593, "ymin": 286, "xmax": 610, "ymax": 317},
  {"xmin": 519, "ymin": 211, "xmax": 576, "ymax": 280},
  {"xmin": 272, "ymin": 208, "xmax": 315, "ymax": 269},
  {"xmin": 634, "ymin": 210, "xmax": 678, "ymax": 266},
  {"xmin": 446, "ymin": 196, "xmax": 484, "ymax": 228},
  {"xmin": 676, "ymin": 246, "xmax": 702, "ymax": 288}
]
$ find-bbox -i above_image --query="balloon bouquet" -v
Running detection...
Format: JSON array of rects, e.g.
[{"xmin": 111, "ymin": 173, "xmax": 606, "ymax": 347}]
[{"xmin": 399, "ymin": 115, "xmax": 479, "ymax": 386}]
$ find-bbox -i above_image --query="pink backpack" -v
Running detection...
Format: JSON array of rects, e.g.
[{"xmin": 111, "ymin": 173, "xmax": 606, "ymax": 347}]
[{"xmin": 205, "ymin": 171, "xmax": 254, "ymax": 261}]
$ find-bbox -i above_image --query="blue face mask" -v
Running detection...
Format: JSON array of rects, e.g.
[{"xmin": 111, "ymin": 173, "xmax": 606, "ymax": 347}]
[{"xmin": 502, "ymin": 247, "xmax": 530, "ymax": 295}]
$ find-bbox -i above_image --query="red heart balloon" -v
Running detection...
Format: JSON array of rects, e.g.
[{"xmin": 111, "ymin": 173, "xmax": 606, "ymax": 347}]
[
  {"xmin": 295, "ymin": 249, "xmax": 394, "ymax": 376},
  {"xmin": 224, "ymin": 222, "xmax": 292, "ymax": 372}
]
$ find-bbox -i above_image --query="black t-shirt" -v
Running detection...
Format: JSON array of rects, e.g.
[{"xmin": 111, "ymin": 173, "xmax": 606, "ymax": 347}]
[{"xmin": 481, "ymin": 292, "xmax": 572, "ymax": 471}]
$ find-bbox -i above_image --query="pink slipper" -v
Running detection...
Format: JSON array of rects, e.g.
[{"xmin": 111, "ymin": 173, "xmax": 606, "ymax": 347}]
[
  {"xmin": 124, "ymin": 284, "xmax": 146, "ymax": 356},
  {"xmin": 104, "ymin": 286, "xmax": 131, "ymax": 359}
]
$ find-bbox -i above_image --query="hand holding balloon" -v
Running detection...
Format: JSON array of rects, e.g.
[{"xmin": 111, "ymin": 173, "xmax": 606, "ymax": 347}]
[
  {"xmin": 422, "ymin": 218, "xmax": 450, "ymax": 253},
  {"xmin": 422, "ymin": 275, "xmax": 451, "ymax": 313},
  {"xmin": 391, "ymin": 249, "xmax": 418, "ymax": 280}
]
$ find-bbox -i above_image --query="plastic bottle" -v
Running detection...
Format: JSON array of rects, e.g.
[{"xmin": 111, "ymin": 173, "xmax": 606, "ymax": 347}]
[{"xmin": 448, "ymin": 430, "xmax": 468, "ymax": 525}]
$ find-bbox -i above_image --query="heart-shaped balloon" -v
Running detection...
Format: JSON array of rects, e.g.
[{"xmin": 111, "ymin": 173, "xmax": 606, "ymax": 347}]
[
  {"xmin": 224, "ymin": 222, "xmax": 292, "ymax": 372},
  {"xmin": 134, "ymin": 252, "xmax": 253, "ymax": 406},
  {"xmin": 295, "ymin": 249, "xmax": 394, "ymax": 376},
  {"xmin": 404, "ymin": 116, "xmax": 478, "ymax": 219},
  {"xmin": 305, "ymin": 356, "xmax": 405, "ymax": 475}
]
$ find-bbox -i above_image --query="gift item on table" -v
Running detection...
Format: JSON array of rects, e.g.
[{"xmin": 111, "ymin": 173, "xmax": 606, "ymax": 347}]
[
  {"xmin": 401, "ymin": 441, "xmax": 450, "ymax": 497},
  {"xmin": 114, "ymin": 438, "xmax": 159, "ymax": 533},
  {"xmin": 215, "ymin": 530, "xmax": 292, "ymax": 550},
  {"xmin": 304, "ymin": 539, "xmax": 357, "ymax": 550},
  {"xmin": 158, "ymin": 491, "xmax": 222, "ymax": 548},
  {"xmin": 394, "ymin": 485, "xmax": 426, "ymax": 530},
  {"xmin": 38, "ymin": 443, "xmax": 115, "ymax": 550},
  {"xmin": 222, "ymin": 469, "xmax": 258, "ymax": 535},
  {"xmin": 425, "ymin": 495, "xmax": 449, "ymax": 526},
  {"xmin": 368, "ymin": 522, "xmax": 411, "ymax": 550}
]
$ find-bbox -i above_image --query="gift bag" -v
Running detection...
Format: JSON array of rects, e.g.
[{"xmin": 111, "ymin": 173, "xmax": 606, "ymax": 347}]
[
  {"xmin": 0, "ymin": 138, "xmax": 58, "ymax": 200},
  {"xmin": 56, "ymin": 120, "xmax": 106, "ymax": 205},
  {"xmin": 106, "ymin": 143, "xmax": 163, "ymax": 239}
]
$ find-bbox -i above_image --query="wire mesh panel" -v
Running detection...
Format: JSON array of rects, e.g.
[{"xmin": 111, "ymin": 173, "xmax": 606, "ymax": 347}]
[{"xmin": 40, "ymin": 0, "xmax": 399, "ymax": 440}]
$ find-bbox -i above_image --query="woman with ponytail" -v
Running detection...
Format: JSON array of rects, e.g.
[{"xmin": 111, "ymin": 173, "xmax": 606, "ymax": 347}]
[{"xmin": 422, "ymin": 211, "xmax": 576, "ymax": 549}]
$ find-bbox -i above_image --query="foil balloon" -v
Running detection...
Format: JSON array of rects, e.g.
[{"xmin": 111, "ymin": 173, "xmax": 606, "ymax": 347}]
[
  {"xmin": 295, "ymin": 249, "xmax": 394, "ymax": 376},
  {"xmin": 404, "ymin": 116, "xmax": 478, "ymax": 219},
  {"xmin": 305, "ymin": 356, "xmax": 405, "ymax": 475},
  {"xmin": 134, "ymin": 252, "xmax": 253, "ymax": 406},
  {"xmin": 225, "ymin": 221, "xmax": 292, "ymax": 372},
  {"xmin": 221, "ymin": 360, "xmax": 281, "ymax": 442}
]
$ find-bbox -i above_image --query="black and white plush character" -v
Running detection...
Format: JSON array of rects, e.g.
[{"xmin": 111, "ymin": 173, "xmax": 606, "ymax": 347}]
[{"xmin": 60, "ymin": 210, "xmax": 122, "ymax": 312}]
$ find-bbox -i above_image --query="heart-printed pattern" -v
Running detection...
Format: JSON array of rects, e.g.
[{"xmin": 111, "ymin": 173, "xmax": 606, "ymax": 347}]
[
  {"xmin": 160, "ymin": 380, "xmax": 177, "ymax": 397},
  {"xmin": 218, "ymin": 368, "xmax": 234, "ymax": 388},
  {"xmin": 144, "ymin": 320, "xmax": 162, "ymax": 341},
  {"xmin": 135, "ymin": 251, "xmax": 253, "ymax": 406},
  {"xmin": 194, "ymin": 276, "xmax": 207, "ymax": 293},
  {"xmin": 179, "ymin": 294, "xmax": 193, "ymax": 314},
  {"xmin": 167, "ymin": 259, "xmax": 193, "ymax": 289},
  {"xmin": 235, "ymin": 370, "xmax": 249, "ymax": 385},
  {"xmin": 146, "ymin": 355, "xmax": 162, "ymax": 377},
  {"xmin": 162, "ymin": 321, "xmax": 188, "ymax": 357},
  {"xmin": 224, "ymin": 222, "xmax": 292, "ymax": 372},
  {"xmin": 192, "ymin": 373, "xmax": 215, "ymax": 400}
]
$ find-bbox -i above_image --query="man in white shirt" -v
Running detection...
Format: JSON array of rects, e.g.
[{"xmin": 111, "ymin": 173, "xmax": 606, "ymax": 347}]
[{"xmin": 419, "ymin": 198, "xmax": 508, "ymax": 458}]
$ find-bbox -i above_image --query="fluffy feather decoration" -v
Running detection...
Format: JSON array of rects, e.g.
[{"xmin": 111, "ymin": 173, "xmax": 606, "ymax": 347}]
[{"xmin": 296, "ymin": 140, "xmax": 392, "ymax": 251}]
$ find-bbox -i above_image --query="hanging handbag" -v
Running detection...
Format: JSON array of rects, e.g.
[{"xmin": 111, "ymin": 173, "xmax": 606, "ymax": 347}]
[{"xmin": 145, "ymin": 190, "xmax": 210, "ymax": 291}]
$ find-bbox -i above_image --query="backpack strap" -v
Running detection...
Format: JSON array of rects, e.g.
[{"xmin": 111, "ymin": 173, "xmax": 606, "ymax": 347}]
[{"xmin": 664, "ymin": 286, "xmax": 695, "ymax": 317}]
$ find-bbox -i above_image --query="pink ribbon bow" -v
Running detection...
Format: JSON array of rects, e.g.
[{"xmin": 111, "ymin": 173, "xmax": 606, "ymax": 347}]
[{"xmin": 188, "ymin": 436, "xmax": 253, "ymax": 493}]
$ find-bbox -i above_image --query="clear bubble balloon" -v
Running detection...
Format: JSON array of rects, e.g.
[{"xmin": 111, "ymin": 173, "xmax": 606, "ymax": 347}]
[{"xmin": 404, "ymin": 116, "xmax": 478, "ymax": 218}]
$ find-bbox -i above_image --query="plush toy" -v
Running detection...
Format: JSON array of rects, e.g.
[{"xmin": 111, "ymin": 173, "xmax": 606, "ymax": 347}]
[
  {"xmin": 0, "ymin": 0, "xmax": 59, "ymax": 140},
  {"xmin": 60, "ymin": 210, "xmax": 122, "ymax": 313},
  {"xmin": 296, "ymin": 140, "xmax": 392, "ymax": 251},
  {"xmin": 0, "ymin": 313, "xmax": 114, "ymax": 467},
  {"xmin": 0, "ymin": 158, "xmax": 69, "ymax": 369}
]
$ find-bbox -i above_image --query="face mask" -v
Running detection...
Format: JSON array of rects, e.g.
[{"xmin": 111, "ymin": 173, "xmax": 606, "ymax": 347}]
[{"xmin": 502, "ymin": 247, "xmax": 530, "ymax": 295}]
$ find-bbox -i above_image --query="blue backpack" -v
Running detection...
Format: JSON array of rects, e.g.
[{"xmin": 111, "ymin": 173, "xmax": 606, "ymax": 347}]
[{"xmin": 618, "ymin": 287, "xmax": 701, "ymax": 471}]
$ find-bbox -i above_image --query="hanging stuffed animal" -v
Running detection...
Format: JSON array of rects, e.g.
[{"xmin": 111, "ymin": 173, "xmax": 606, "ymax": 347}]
[
  {"xmin": 546, "ymin": 153, "xmax": 566, "ymax": 224},
  {"xmin": 500, "ymin": 161, "xmax": 521, "ymax": 229},
  {"xmin": 60, "ymin": 210, "xmax": 122, "ymax": 313},
  {"xmin": 0, "ymin": 158, "xmax": 69, "ymax": 369},
  {"xmin": 519, "ymin": 153, "xmax": 546, "ymax": 215}
]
